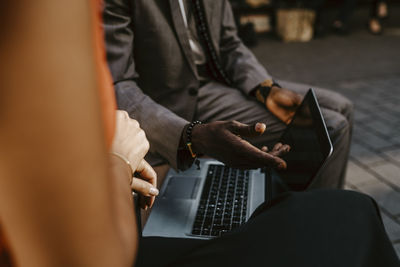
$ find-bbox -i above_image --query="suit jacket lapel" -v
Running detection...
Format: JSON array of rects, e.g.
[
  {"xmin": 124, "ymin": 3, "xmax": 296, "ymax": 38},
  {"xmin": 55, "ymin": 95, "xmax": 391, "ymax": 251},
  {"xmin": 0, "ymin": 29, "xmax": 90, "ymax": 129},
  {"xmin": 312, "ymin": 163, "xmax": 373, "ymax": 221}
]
[{"xmin": 169, "ymin": 0, "xmax": 198, "ymax": 77}]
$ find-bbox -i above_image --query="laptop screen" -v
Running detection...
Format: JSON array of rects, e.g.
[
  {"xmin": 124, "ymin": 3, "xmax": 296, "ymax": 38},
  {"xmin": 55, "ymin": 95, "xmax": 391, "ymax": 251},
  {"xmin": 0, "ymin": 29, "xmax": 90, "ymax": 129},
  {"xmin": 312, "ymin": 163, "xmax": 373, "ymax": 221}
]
[{"xmin": 276, "ymin": 89, "xmax": 333, "ymax": 191}]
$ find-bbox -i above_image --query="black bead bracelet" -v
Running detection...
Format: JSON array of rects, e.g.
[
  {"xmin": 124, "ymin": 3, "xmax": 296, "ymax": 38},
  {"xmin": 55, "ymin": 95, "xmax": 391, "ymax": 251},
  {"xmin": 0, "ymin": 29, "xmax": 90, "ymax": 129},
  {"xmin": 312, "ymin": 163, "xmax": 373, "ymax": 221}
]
[{"xmin": 186, "ymin": 120, "xmax": 202, "ymax": 158}]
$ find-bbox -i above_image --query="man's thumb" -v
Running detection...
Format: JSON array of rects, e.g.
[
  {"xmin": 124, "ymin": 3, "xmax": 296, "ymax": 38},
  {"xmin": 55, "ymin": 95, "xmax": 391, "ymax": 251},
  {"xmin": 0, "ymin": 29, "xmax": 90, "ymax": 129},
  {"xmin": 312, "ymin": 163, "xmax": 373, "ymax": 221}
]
[{"xmin": 230, "ymin": 121, "xmax": 266, "ymax": 137}]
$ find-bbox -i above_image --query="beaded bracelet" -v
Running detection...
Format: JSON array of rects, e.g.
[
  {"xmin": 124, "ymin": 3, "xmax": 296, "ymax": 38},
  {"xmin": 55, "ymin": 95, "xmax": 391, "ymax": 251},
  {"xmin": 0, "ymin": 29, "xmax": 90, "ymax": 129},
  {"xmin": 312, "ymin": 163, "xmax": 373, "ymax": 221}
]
[{"xmin": 186, "ymin": 120, "xmax": 202, "ymax": 158}]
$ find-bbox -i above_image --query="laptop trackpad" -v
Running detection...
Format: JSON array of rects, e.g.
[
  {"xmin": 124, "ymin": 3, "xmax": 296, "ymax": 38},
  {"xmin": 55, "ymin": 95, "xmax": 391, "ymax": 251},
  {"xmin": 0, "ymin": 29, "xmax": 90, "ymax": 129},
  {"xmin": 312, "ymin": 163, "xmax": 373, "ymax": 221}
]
[{"xmin": 163, "ymin": 176, "xmax": 200, "ymax": 199}]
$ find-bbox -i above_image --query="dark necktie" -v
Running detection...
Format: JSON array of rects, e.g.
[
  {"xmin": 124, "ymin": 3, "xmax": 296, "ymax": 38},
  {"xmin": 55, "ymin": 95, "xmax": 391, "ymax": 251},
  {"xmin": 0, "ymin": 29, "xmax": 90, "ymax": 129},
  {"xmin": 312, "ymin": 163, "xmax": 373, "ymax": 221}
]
[{"xmin": 191, "ymin": 0, "xmax": 232, "ymax": 86}]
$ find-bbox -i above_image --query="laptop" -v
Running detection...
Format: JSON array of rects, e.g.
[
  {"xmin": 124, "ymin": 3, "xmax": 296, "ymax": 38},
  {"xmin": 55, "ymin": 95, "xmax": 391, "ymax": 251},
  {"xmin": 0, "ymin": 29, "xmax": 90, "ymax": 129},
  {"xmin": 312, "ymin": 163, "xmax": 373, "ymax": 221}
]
[{"xmin": 143, "ymin": 88, "xmax": 333, "ymax": 239}]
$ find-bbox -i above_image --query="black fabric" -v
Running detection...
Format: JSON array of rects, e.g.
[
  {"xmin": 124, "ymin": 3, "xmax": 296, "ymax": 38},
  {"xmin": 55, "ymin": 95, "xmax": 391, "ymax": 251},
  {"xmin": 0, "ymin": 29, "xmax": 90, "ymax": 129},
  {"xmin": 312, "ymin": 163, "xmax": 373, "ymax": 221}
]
[
  {"xmin": 136, "ymin": 190, "xmax": 400, "ymax": 267},
  {"xmin": 371, "ymin": 0, "xmax": 387, "ymax": 18}
]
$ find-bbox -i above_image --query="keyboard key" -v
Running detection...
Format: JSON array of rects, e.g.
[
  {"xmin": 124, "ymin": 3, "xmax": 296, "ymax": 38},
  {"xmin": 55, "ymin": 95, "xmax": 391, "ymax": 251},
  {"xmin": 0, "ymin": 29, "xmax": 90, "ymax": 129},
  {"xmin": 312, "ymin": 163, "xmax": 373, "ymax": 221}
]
[
  {"xmin": 192, "ymin": 229, "xmax": 201, "ymax": 235},
  {"xmin": 202, "ymin": 229, "xmax": 210, "ymax": 235},
  {"xmin": 211, "ymin": 230, "xmax": 220, "ymax": 237}
]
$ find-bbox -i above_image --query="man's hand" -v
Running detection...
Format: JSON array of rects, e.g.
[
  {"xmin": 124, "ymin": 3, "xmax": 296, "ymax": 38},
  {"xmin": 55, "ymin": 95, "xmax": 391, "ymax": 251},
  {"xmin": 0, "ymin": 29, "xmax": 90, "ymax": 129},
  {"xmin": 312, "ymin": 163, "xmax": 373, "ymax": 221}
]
[
  {"xmin": 255, "ymin": 81, "xmax": 302, "ymax": 124},
  {"xmin": 191, "ymin": 121, "xmax": 290, "ymax": 170},
  {"xmin": 266, "ymin": 86, "xmax": 302, "ymax": 124}
]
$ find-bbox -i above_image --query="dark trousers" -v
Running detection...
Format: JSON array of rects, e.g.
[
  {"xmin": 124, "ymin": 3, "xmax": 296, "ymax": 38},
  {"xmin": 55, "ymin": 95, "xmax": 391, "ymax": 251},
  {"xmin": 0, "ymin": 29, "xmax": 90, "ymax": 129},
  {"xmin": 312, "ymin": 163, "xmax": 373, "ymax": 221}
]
[{"xmin": 136, "ymin": 190, "xmax": 399, "ymax": 267}]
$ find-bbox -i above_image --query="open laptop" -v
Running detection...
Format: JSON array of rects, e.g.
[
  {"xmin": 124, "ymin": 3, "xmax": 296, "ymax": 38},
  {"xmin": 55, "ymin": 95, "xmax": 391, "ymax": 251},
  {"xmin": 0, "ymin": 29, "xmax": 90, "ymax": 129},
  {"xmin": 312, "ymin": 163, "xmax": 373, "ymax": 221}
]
[{"xmin": 143, "ymin": 89, "xmax": 333, "ymax": 239}]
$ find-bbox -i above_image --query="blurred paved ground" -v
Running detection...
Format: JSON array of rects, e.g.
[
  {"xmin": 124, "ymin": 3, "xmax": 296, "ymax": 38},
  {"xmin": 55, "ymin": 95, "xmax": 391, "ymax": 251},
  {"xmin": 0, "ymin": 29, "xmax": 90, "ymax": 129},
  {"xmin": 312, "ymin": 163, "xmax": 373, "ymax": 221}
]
[{"xmin": 251, "ymin": 4, "xmax": 400, "ymax": 257}]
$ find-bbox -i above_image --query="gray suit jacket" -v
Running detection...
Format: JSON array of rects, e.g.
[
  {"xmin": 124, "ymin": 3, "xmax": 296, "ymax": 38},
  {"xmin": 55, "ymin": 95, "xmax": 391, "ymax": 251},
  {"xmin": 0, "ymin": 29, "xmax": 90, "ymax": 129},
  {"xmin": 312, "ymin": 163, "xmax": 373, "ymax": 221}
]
[{"xmin": 103, "ymin": 0, "xmax": 271, "ymax": 168}]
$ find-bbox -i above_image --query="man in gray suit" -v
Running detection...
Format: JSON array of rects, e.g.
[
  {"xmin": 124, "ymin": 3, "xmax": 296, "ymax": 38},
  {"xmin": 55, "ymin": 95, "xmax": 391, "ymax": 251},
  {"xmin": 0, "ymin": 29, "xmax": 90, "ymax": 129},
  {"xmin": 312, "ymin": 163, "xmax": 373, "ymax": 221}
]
[{"xmin": 103, "ymin": 0, "xmax": 353, "ymax": 188}]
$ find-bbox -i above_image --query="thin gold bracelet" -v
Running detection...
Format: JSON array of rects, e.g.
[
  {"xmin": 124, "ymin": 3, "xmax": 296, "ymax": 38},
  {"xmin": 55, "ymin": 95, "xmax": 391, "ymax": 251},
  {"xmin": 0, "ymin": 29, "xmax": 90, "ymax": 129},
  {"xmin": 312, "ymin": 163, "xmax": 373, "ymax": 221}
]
[{"xmin": 109, "ymin": 152, "xmax": 134, "ymax": 184}]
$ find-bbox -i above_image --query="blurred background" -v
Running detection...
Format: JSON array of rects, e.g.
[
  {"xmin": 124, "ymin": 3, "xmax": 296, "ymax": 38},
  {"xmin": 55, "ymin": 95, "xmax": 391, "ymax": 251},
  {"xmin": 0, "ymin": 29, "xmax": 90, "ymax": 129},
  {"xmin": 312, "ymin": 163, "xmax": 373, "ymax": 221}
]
[{"xmin": 230, "ymin": 0, "xmax": 400, "ymax": 256}]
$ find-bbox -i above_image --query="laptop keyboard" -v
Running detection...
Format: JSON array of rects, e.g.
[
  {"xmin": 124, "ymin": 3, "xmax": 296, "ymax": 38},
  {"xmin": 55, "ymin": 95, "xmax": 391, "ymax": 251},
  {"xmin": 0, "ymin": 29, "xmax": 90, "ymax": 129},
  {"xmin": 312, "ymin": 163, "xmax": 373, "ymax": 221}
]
[{"xmin": 191, "ymin": 164, "xmax": 249, "ymax": 237}]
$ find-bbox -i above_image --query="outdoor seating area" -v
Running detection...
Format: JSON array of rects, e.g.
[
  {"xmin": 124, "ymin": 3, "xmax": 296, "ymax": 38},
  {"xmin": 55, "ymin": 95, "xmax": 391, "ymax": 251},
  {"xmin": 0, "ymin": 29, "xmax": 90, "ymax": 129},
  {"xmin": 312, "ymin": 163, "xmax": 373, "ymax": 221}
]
[
  {"xmin": 1, "ymin": 1, "xmax": 399, "ymax": 265},
  {"xmin": 250, "ymin": 4, "xmax": 400, "ymax": 253}
]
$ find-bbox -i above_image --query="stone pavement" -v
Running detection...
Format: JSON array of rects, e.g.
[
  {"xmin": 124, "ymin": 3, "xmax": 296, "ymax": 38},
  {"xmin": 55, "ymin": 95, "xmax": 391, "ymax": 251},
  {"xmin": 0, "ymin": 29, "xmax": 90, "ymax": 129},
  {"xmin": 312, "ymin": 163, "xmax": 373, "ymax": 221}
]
[
  {"xmin": 341, "ymin": 78, "xmax": 400, "ymax": 257},
  {"xmin": 250, "ymin": 5, "xmax": 400, "ymax": 257}
]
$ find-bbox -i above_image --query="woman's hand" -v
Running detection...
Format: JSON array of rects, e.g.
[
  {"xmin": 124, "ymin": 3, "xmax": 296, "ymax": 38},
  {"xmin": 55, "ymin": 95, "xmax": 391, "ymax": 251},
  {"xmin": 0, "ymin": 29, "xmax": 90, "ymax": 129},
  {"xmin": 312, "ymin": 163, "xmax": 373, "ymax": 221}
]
[
  {"xmin": 132, "ymin": 160, "xmax": 158, "ymax": 209},
  {"xmin": 111, "ymin": 110, "xmax": 158, "ymax": 209},
  {"xmin": 111, "ymin": 110, "xmax": 150, "ymax": 172}
]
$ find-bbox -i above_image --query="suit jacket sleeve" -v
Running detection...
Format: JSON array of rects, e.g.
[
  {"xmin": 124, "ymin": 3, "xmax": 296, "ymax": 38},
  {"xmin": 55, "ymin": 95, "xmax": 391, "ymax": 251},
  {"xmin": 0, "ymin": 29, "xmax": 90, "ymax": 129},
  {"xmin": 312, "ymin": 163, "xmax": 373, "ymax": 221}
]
[
  {"xmin": 219, "ymin": 0, "xmax": 273, "ymax": 94},
  {"xmin": 103, "ymin": 0, "xmax": 188, "ymax": 169}
]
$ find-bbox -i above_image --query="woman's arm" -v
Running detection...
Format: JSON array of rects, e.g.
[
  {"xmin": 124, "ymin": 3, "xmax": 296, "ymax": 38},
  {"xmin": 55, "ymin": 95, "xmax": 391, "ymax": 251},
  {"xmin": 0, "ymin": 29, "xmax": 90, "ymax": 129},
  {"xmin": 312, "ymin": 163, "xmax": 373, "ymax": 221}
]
[{"xmin": 0, "ymin": 1, "xmax": 137, "ymax": 266}]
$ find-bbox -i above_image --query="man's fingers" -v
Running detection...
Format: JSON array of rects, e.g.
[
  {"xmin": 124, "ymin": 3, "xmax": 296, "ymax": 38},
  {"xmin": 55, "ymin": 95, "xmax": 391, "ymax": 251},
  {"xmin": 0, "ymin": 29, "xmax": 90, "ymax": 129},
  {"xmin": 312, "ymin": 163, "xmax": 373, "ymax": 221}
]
[
  {"xmin": 234, "ymin": 139, "xmax": 287, "ymax": 170},
  {"xmin": 273, "ymin": 143, "xmax": 283, "ymax": 151},
  {"xmin": 284, "ymin": 112, "xmax": 296, "ymax": 125},
  {"xmin": 274, "ymin": 89, "xmax": 302, "ymax": 109},
  {"xmin": 270, "ymin": 144, "xmax": 291, "ymax": 157},
  {"xmin": 131, "ymin": 177, "xmax": 159, "ymax": 197},
  {"xmin": 261, "ymin": 146, "xmax": 268, "ymax": 152},
  {"xmin": 254, "ymin": 122, "xmax": 266, "ymax": 134},
  {"xmin": 293, "ymin": 92, "xmax": 302, "ymax": 106},
  {"xmin": 258, "ymin": 152, "xmax": 287, "ymax": 170},
  {"xmin": 229, "ymin": 121, "xmax": 266, "ymax": 137},
  {"xmin": 253, "ymin": 150, "xmax": 287, "ymax": 170}
]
